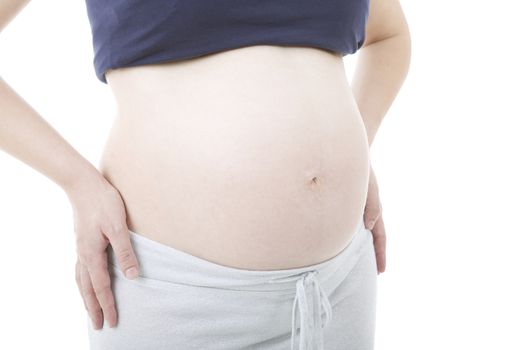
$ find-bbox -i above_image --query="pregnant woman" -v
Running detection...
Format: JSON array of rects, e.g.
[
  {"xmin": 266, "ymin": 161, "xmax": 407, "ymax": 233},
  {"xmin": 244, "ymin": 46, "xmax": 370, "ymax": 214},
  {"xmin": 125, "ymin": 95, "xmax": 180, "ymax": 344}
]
[{"xmin": 0, "ymin": 0, "xmax": 411, "ymax": 349}]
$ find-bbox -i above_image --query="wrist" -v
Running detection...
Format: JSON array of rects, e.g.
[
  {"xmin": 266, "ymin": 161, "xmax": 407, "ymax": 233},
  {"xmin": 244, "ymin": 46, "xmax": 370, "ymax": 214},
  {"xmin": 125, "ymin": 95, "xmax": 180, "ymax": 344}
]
[{"xmin": 61, "ymin": 162, "xmax": 108, "ymax": 199}]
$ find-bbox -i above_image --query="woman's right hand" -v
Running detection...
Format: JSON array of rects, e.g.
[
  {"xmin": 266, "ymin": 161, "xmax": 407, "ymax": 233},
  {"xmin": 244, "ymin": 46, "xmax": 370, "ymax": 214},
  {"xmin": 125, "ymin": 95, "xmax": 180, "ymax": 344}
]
[{"xmin": 66, "ymin": 173, "xmax": 140, "ymax": 330}]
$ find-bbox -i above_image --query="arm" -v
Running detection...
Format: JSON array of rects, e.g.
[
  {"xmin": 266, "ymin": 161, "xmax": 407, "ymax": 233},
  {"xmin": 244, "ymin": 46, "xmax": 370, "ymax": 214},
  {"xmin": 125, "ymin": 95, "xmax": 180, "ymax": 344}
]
[
  {"xmin": 0, "ymin": 0, "xmax": 139, "ymax": 330},
  {"xmin": 0, "ymin": 75, "xmax": 104, "ymax": 193},
  {"xmin": 350, "ymin": 0, "xmax": 412, "ymax": 147},
  {"xmin": 0, "ymin": 0, "xmax": 100, "ymax": 193},
  {"xmin": 349, "ymin": 0, "xmax": 411, "ymax": 274}
]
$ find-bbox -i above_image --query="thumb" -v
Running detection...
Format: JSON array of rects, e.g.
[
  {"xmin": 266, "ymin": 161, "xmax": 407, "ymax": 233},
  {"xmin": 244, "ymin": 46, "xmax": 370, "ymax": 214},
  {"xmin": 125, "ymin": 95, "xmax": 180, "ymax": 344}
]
[{"xmin": 108, "ymin": 226, "xmax": 140, "ymax": 279}]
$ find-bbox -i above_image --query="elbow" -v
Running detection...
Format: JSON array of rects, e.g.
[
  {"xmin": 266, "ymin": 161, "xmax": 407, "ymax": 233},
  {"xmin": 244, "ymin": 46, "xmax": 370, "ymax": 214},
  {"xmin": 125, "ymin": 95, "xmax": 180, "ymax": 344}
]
[
  {"xmin": 362, "ymin": 27, "xmax": 412, "ymax": 70},
  {"xmin": 393, "ymin": 27, "xmax": 412, "ymax": 69}
]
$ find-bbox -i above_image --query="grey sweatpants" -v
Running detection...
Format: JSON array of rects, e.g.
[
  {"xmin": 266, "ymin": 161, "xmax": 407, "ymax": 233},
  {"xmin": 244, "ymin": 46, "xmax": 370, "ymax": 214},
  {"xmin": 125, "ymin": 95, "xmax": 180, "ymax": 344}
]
[{"xmin": 87, "ymin": 217, "xmax": 377, "ymax": 350}]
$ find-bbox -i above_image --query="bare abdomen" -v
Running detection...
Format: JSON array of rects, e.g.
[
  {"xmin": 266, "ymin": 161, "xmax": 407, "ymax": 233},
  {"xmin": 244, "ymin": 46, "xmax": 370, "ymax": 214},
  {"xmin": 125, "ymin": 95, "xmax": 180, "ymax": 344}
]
[{"xmin": 98, "ymin": 45, "xmax": 370, "ymax": 270}]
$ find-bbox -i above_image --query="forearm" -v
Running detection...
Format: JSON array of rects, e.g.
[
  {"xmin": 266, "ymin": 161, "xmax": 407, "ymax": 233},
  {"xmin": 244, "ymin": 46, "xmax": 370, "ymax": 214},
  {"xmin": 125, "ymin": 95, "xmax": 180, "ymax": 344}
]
[
  {"xmin": 0, "ymin": 77, "xmax": 103, "ymax": 194},
  {"xmin": 350, "ymin": 31, "xmax": 411, "ymax": 147}
]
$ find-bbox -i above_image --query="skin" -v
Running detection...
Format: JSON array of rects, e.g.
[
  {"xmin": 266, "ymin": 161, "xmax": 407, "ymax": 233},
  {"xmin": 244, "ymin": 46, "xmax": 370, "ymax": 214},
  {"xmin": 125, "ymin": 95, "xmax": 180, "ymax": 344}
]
[
  {"xmin": 100, "ymin": 46, "xmax": 372, "ymax": 272},
  {"xmin": 0, "ymin": 0, "xmax": 410, "ymax": 331}
]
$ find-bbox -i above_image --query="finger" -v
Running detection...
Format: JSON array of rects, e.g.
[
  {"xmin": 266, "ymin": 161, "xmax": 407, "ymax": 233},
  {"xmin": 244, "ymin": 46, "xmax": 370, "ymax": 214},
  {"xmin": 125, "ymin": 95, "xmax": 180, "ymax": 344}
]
[
  {"xmin": 371, "ymin": 215, "xmax": 386, "ymax": 274},
  {"xmin": 85, "ymin": 251, "xmax": 118, "ymax": 328},
  {"xmin": 364, "ymin": 198, "xmax": 381, "ymax": 230},
  {"xmin": 364, "ymin": 166, "xmax": 382, "ymax": 230},
  {"xmin": 75, "ymin": 258, "xmax": 88, "ymax": 312},
  {"xmin": 104, "ymin": 223, "xmax": 140, "ymax": 279},
  {"xmin": 80, "ymin": 262, "xmax": 104, "ymax": 330}
]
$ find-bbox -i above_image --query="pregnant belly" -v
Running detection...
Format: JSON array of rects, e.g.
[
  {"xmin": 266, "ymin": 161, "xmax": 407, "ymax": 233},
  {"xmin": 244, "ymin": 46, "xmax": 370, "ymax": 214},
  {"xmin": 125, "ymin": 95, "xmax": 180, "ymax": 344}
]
[{"xmin": 98, "ymin": 46, "xmax": 371, "ymax": 270}]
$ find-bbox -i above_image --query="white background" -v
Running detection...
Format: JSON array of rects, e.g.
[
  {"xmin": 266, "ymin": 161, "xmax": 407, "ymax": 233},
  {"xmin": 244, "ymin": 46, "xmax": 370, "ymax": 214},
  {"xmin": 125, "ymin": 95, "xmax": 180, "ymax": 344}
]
[{"xmin": 1, "ymin": 0, "xmax": 524, "ymax": 349}]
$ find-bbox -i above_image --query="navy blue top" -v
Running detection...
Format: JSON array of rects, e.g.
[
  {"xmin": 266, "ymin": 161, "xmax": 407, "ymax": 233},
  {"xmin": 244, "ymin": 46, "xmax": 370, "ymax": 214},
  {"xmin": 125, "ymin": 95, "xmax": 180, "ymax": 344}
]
[{"xmin": 84, "ymin": 0, "xmax": 370, "ymax": 84}]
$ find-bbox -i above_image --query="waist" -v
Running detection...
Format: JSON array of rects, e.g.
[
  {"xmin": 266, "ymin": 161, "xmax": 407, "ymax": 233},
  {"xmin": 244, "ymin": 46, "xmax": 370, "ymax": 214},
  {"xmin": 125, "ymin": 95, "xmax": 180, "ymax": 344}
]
[
  {"xmin": 98, "ymin": 45, "xmax": 371, "ymax": 270},
  {"xmin": 105, "ymin": 45, "xmax": 349, "ymax": 111}
]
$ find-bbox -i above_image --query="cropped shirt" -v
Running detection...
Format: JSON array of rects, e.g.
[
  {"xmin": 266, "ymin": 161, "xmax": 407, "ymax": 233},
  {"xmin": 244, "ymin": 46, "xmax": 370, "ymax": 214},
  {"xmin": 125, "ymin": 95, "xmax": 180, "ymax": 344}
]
[{"xmin": 84, "ymin": 0, "xmax": 370, "ymax": 84}]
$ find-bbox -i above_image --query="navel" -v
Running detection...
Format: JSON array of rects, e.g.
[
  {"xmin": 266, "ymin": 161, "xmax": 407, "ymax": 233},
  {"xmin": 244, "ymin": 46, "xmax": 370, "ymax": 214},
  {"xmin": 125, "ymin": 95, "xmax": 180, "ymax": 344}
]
[{"xmin": 309, "ymin": 176, "xmax": 322, "ymax": 188}]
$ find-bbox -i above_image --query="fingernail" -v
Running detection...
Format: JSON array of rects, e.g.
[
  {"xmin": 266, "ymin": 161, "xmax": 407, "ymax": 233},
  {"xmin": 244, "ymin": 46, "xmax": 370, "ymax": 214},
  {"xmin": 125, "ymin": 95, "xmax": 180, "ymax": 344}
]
[
  {"xmin": 125, "ymin": 267, "xmax": 138, "ymax": 279},
  {"xmin": 367, "ymin": 220, "xmax": 374, "ymax": 229}
]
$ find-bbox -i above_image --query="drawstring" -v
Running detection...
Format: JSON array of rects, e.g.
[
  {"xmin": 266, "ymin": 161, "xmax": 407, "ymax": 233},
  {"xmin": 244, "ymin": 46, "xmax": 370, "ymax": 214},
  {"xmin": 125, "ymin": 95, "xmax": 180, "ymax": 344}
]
[{"xmin": 289, "ymin": 270, "xmax": 333, "ymax": 350}]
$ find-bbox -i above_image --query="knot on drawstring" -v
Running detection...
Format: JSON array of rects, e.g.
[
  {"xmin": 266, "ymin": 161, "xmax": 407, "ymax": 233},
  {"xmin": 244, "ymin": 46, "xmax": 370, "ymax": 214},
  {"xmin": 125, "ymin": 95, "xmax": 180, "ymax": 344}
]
[{"xmin": 290, "ymin": 270, "xmax": 333, "ymax": 350}]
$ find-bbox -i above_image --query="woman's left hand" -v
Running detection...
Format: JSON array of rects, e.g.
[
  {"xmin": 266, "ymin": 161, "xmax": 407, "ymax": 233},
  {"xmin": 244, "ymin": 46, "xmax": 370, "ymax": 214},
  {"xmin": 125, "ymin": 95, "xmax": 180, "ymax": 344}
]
[{"xmin": 364, "ymin": 164, "xmax": 386, "ymax": 274}]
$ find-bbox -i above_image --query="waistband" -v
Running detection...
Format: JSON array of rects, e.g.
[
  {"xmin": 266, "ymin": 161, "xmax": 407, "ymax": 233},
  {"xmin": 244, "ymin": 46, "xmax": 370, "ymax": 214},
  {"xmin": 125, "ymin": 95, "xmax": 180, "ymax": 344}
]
[{"xmin": 108, "ymin": 217, "xmax": 371, "ymax": 294}]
